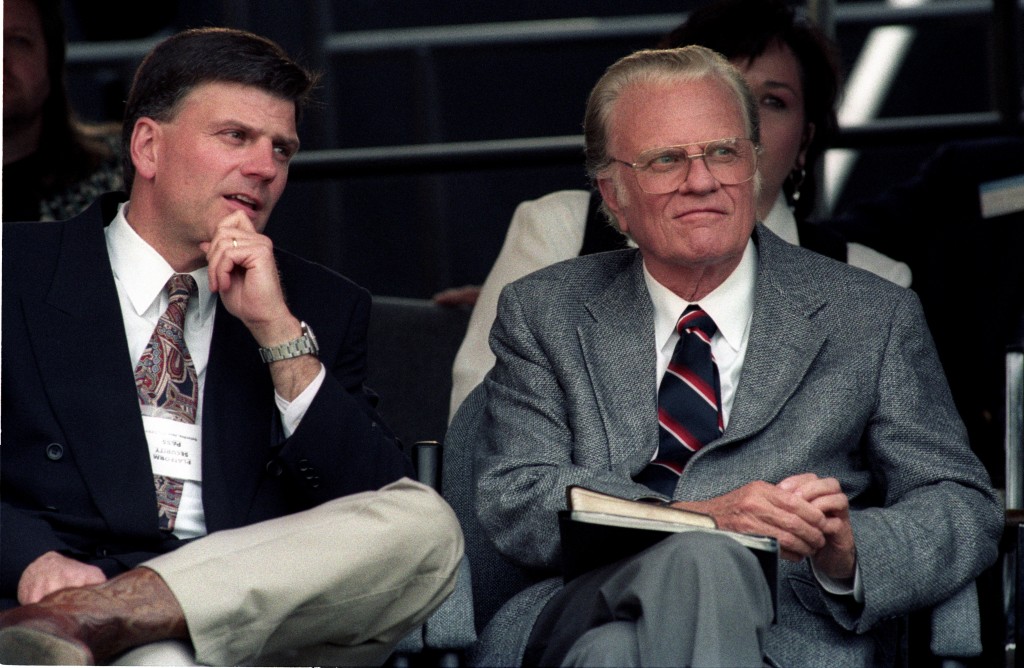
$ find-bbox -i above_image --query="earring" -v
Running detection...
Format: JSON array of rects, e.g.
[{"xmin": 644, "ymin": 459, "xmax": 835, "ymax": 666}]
[{"xmin": 789, "ymin": 168, "xmax": 807, "ymax": 203}]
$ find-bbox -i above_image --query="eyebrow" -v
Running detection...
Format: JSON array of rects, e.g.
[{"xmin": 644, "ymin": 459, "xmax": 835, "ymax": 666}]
[
  {"xmin": 758, "ymin": 79, "xmax": 800, "ymax": 96},
  {"xmin": 217, "ymin": 118, "xmax": 300, "ymax": 153},
  {"xmin": 275, "ymin": 135, "xmax": 301, "ymax": 155}
]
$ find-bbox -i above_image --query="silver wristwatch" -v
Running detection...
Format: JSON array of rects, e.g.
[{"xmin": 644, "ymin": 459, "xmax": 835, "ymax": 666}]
[{"xmin": 258, "ymin": 321, "xmax": 320, "ymax": 363}]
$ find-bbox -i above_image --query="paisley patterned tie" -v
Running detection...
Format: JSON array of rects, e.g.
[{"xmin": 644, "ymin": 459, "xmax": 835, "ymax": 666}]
[{"xmin": 134, "ymin": 274, "xmax": 198, "ymax": 532}]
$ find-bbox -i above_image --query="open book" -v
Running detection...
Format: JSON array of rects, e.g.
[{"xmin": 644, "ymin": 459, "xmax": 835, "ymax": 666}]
[{"xmin": 559, "ymin": 486, "xmax": 779, "ymax": 612}]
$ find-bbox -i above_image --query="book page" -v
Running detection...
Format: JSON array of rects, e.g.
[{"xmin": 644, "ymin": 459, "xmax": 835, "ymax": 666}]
[{"xmin": 567, "ymin": 486, "xmax": 717, "ymax": 529}]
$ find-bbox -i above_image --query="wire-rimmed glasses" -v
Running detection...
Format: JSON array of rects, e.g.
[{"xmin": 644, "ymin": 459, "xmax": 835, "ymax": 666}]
[{"xmin": 611, "ymin": 137, "xmax": 760, "ymax": 194}]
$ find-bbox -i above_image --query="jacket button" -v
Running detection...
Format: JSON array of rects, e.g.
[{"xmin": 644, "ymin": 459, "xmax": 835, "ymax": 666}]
[
  {"xmin": 45, "ymin": 443, "xmax": 64, "ymax": 461},
  {"xmin": 265, "ymin": 459, "xmax": 284, "ymax": 477}
]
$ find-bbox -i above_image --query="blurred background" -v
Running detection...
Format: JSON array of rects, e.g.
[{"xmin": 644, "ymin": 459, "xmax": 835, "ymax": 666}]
[{"xmin": 56, "ymin": 0, "xmax": 1023, "ymax": 299}]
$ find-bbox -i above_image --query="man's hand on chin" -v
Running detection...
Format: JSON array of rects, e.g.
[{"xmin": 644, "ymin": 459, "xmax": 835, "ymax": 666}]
[
  {"xmin": 200, "ymin": 210, "xmax": 292, "ymax": 337},
  {"xmin": 200, "ymin": 211, "xmax": 322, "ymax": 401}
]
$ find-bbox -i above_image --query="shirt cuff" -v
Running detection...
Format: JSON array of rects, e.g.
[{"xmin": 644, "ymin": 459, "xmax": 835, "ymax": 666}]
[
  {"xmin": 811, "ymin": 558, "xmax": 864, "ymax": 603},
  {"xmin": 275, "ymin": 364, "xmax": 326, "ymax": 437}
]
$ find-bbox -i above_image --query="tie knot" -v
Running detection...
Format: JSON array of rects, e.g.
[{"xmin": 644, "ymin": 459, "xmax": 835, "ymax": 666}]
[
  {"xmin": 166, "ymin": 274, "xmax": 196, "ymax": 306},
  {"xmin": 677, "ymin": 305, "xmax": 717, "ymax": 339}
]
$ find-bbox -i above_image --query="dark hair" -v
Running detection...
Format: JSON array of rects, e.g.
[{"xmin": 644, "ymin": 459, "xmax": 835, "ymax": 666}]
[
  {"xmin": 121, "ymin": 27, "xmax": 318, "ymax": 191},
  {"xmin": 29, "ymin": 0, "xmax": 120, "ymax": 193},
  {"xmin": 661, "ymin": 0, "xmax": 840, "ymax": 221}
]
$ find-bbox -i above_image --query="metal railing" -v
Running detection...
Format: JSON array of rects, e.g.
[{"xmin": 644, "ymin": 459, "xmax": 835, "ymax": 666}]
[{"xmin": 66, "ymin": 1, "xmax": 1023, "ymax": 182}]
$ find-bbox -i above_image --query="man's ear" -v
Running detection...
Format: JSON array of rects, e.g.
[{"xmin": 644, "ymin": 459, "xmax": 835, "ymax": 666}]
[
  {"xmin": 597, "ymin": 175, "xmax": 629, "ymax": 235},
  {"xmin": 130, "ymin": 118, "xmax": 161, "ymax": 181}
]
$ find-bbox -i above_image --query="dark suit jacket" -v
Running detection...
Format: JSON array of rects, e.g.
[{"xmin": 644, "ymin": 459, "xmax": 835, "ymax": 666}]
[
  {"xmin": 826, "ymin": 136, "xmax": 1024, "ymax": 485},
  {"xmin": 455, "ymin": 225, "xmax": 1002, "ymax": 666},
  {"xmin": 1, "ymin": 193, "xmax": 413, "ymax": 607}
]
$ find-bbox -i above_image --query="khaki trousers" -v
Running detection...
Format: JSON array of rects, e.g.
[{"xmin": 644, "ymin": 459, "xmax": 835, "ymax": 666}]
[{"xmin": 116, "ymin": 478, "xmax": 463, "ymax": 666}]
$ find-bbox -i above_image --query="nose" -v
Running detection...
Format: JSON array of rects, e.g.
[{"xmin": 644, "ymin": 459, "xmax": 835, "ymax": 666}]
[
  {"xmin": 242, "ymin": 140, "xmax": 280, "ymax": 181},
  {"xmin": 678, "ymin": 154, "xmax": 719, "ymax": 194}
]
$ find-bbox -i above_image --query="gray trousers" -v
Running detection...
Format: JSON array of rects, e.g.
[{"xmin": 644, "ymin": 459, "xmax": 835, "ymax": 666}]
[
  {"xmin": 523, "ymin": 532, "xmax": 773, "ymax": 668},
  {"xmin": 113, "ymin": 478, "xmax": 463, "ymax": 666}
]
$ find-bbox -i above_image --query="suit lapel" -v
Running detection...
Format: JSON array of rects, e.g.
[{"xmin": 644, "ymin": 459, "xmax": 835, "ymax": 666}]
[
  {"xmin": 716, "ymin": 227, "xmax": 829, "ymax": 446},
  {"xmin": 23, "ymin": 204, "xmax": 161, "ymax": 537},
  {"xmin": 578, "ymin": 254, "xmax": 661, "ymax": 470},
  {"xmin": 199, "ymin": 302, "xmax": 275, "ymax": 530}
]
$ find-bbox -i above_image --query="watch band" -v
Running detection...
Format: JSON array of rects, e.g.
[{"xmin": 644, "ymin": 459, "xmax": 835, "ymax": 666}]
[{"xmin": 258, "ymin": 321, "xmax": 319, "ymax": 363}]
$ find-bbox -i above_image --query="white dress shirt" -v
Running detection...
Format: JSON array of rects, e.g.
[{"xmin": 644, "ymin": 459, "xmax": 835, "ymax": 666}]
[
  {"xmin": 644, "ymin": 239, "xmax": 757, "ymax": 429},
  {"xmin": 104, "ymin": 202, "xmax": 325, "ymax": 538}
]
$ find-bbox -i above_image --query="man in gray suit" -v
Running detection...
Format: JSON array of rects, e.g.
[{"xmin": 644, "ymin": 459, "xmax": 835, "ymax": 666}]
[{"xmin": 452, "ymin": 45, "xmax": 1002, "ymax": 666}]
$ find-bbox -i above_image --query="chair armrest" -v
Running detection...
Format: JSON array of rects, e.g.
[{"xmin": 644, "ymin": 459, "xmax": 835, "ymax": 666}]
[
  {"xmin": 423, "ymin": 556, "xmax": 478, "ymax": 649},
  {"xmin": 413, "ymin": 440, "xmax": 442, "ymax": 490}
]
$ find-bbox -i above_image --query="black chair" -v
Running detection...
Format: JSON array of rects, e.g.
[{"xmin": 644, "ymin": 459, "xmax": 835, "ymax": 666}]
[
  {"xmin": 365, "ymin": 296, "xmax": 477, "ymax": 666},
  {"xmin": 366, "ymin": 296, "xmax": 472, "ymax": 450},
  {"xmin": 441, "ymin": 385, "xmax": 538, "ymax": 667}
]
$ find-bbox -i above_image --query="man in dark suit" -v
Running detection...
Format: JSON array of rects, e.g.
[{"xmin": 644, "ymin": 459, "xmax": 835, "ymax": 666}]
[
  {"xmin": 450, "ymin": 46, "xmax": 1001, "ymax": 666},
  {"xmin": 0, "ymin": 27, "xmax": 462, "ymax": 665}
]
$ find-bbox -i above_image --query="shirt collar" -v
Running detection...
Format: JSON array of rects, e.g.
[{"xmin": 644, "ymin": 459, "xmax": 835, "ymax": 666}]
[
  {"xmin": 761, "ymin": 192, "xmax": 799, "ymax": 245},
  {"xmin": 105, "ymin": 201, "xmax": 214, "ymax": 319},
  {"xmin": 644, "ymin": 238, "xmax": 757, "ymax": 355}
]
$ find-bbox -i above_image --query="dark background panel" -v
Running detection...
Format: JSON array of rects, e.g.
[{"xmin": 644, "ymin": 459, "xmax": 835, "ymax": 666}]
[{"xmin": 58, "ymin": 0, "xmax": 1018, "ymax": 298}]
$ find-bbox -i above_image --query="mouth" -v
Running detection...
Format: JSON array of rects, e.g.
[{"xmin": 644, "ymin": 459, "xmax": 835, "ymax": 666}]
[
  {"xmin": 225, "ymin": 193, "xmax": 262, "ymax": 213},
  {"xmin": 672, "ymin": 207, "xmax": 726, "ymax": 222}
]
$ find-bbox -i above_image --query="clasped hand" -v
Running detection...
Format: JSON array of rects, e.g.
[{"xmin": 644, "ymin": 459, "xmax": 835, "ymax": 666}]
[
  {"xmin": 18, "ymin": 552, "xmax": 106, "ymax": 605},
  {"xmin": 671, "ymin": 473, "xmax": 856, "ymax": 580}
]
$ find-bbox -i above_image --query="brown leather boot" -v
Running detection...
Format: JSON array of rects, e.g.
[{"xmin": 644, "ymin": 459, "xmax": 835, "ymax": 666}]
[{"xmin": 0, "ymin": 567, "xmax": 189, "ymax": 665}]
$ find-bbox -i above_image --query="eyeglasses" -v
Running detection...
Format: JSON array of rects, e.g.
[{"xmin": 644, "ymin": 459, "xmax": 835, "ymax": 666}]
[{"xmin": 611, "ymin": 137, "xmax": 760, "ymax": 194}]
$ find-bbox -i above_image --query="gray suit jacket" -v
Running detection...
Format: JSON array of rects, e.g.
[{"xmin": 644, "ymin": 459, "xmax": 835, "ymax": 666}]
[{"xmin": 461, "ymin": 224, "xmax": 1002, "ymax": 666}]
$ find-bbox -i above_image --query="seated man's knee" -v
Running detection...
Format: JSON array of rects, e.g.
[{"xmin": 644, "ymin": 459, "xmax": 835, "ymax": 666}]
[
  {"xmin": 656, "ymin": 532, "xmax": 759, "ymax": 578},
  {"xmin": 562, "ymin": 620, "xmax": 640, "ymax": 667},
  {"xmin": 379, "ymin": 479, "xmax": 464, "ymax": 577},
  {"xmin": 627, "ymin": 532, "xmax": 770, "ymax": 618}
]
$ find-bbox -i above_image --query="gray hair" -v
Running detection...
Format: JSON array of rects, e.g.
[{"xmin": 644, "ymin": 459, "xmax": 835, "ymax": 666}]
[
  {"xmin": 582, "ymin": 45, "xmax": 761, "ymax": 230},
  {"xmin": 583, "ymin": 45, "xmax": 760, "ymax": 182}
]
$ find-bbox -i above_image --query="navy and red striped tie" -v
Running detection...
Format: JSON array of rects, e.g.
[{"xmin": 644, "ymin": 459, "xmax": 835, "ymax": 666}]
[{"xmin": 635, "ymin": 305, "xmax": 723, "ymax": 496}]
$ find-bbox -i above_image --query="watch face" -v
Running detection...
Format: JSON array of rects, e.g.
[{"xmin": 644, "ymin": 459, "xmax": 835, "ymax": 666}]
[{"xmin": 301, "ymin": 321, "xmax": 319, "ymax": 354}]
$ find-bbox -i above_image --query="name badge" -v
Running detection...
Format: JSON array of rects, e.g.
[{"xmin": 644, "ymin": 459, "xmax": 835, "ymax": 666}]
[
  {"xmin": 143, "ymin": 416, "xmax": 202, "ymax": 481},
  {"xmin": 979, "ymin": 173, "xmax": 1024, "ymax": 219}
]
